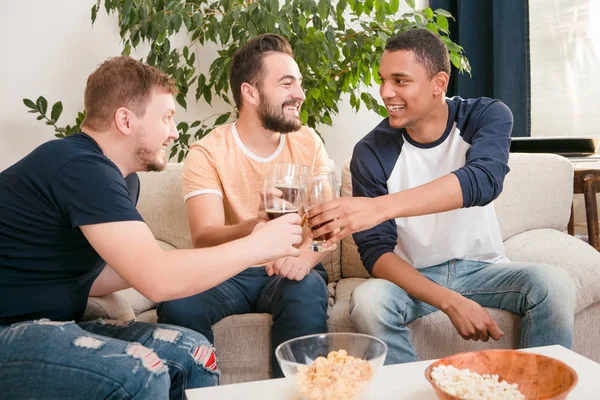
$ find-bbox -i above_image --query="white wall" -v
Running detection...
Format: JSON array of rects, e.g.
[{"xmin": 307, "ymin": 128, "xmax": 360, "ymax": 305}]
[{"xmin": 0, "ymin": 0, "xmax": 427, "ymax": 174}]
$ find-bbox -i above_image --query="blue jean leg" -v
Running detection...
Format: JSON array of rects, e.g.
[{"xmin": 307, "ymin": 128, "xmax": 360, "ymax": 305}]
[
  {"xmin": 157, "ymin": 268, "xmax": 265, "ymax": 343},
  {"xmin": 0, "ymin": 319, "xmax": 170, "ymax": 399},
  {"xmin": 80, "ymin": 319, "xmax": 219, "ymax": 399},
  {"xmin": 349, "ymin": 263, "xmax": 450, "ymax": 365},
  {"xmin": 451, "ymin": 260, "xmax": 576, "ymax": 349},
  {"xmin": 256, "ymin": 264, "xmax": 329, "ymax": 378}
]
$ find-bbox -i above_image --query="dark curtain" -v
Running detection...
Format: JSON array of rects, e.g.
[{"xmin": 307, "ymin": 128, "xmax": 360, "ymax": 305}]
[{"xmin": 430, "ymin": 0, "xmax": 531, "ymax": 137}]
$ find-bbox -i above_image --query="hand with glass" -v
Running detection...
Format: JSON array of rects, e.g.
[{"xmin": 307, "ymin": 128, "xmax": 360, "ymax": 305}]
[
  {"xmin": 303, "ymin": 171, "xmax": 339, "ymax": 252},
  {"xmin": 263, "ymin": 175, "xmax": 302, "ymax": 221}
]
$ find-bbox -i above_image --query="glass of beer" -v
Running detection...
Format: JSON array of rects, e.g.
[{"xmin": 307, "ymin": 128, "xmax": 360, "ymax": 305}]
[
  {"xmin": 264, "ymin": 175, "xmax": 301, "ymax": 220},
  {"xmin": 303, "ymin": 171, "xmax": 338, "ymax": 252},
  {"xmin": 273, "ymin": 162, "xmax": 310, "ymax": 178}
]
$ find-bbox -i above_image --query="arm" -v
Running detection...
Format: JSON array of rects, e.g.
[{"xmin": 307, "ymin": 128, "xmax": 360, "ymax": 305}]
[
  {"xmin": 372, "ymin": 253, "xmax": 504, "ymax": 342},
  {"xmin": 81, "ymin": 214, "xmax": 302, "ymax": 303},
  {"xmin": 310, "ymin": 101, "xmax": 513, "ymax": 245},
  {"xmin": 89, "ymin": 264, "xmax": 131, "ymax": 297},
  {"xmin": 187, "ymin": 194, "xmax": 262, "ymax": 248}
]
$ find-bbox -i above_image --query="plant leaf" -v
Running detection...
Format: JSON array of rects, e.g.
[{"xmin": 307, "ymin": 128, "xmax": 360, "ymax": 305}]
[
  {"xmin": 36, "ymin": 96, "xmax": 48, "ymax": 115},
  {"xmin": 23, "ymin": 98, "xmax": 37, "ymax": 110},
  {"xmin": 215, "ymin": 112, "xmax": 231, "ymax": 125},
  {"xmin": 51, "ymin": 102, "xmax": 63, "ymax": 122}
]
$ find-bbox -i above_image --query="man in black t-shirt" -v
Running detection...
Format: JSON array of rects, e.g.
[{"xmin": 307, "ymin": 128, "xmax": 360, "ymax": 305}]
[{"xmin": 0, "ymin": 56, "xmax": 303, "ymax": 399}]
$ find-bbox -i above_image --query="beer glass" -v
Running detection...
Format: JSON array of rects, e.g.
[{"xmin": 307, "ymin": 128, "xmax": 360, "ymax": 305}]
[
  {"xmin": 303, "ymin": 171, "xmax": 338, "ymax": 252},
  {"xmin": 263, "ymin": 175, "xmax": 301, "ymax": 220},
  {"xmin": 273, "ymin": 162, "xmax": 310, "ymax": 178}
]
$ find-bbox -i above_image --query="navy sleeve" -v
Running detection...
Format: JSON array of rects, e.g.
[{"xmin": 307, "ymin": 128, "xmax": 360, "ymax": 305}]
[
  {"xmin": 452, "ymin": 100, "xmax": 513, "ymax": 207},
  {"xmin": 50, "ymin": 155, "xmax": 144, "ymax": 228},
  {"xmin": 350, "ymin": 141, "xmax": 398, "ymax": 276}
]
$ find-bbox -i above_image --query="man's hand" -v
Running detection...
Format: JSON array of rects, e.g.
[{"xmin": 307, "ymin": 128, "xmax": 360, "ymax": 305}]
[
  {"xmin": 251, "ymin": 213, "xmax": 303, "ymax": 262},
  {"xmin": 266, "ymin": 257, "xmax": 312, "ymax": 281},
  {"xmin": 307, "ymin": 197, "xmax": 385, "ymax": 248},
  {"xmin": 444, "ymin": 297, "xmax": 504, "ymax": 342}
]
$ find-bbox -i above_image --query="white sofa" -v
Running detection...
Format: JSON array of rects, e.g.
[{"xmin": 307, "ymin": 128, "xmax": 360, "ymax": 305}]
[{"xmin": 85, "ymin": 153, "xmax": 600, "ymax": 385}]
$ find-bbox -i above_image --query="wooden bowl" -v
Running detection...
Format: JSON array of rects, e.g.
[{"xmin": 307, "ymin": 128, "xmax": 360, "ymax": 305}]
[{"xmin": 424, "ymin": 350, "xmax": 578, "ymax": 399}]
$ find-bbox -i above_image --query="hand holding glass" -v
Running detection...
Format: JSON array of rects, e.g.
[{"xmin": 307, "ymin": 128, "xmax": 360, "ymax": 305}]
[
  {"xmin": 264, "ymin": 175, "xmax": 301, "ymax": 220},
  {"xmin": 303, "ymin": 172, "xmax": 338, "ymax": 252}
]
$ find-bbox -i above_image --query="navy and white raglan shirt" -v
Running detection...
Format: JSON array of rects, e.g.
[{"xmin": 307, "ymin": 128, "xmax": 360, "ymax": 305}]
[
  {"xmin": 0, "ymin": 133, "xmax": 143, "ymax": 325},
  {"xmin": 351, "ymin": 97, "xmax": 513, "ymax": 274}
]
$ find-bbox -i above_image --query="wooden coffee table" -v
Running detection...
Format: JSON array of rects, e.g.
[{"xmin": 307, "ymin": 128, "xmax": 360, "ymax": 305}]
[{"xmin": 186, "ymin": 345, "xmax": 600, "ymax": 399}]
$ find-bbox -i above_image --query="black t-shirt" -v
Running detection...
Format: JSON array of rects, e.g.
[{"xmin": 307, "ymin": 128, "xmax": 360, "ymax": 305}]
[{"xmin": 0, "ymin": 133, "xmax": 143, "ymax": 325}]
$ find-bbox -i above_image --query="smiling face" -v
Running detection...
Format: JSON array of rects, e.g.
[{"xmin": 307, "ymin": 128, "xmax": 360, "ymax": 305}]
[
  {"xmin": 378, "ymin": 49, "xmax": 448, "ymax": 130},
  {"xmin": 255, "ymin": 52, "xmax": 306, "ymax": 133},
  {"xmin": 132, "ymin": 89, "xmax": 179, "ymax": 172}
]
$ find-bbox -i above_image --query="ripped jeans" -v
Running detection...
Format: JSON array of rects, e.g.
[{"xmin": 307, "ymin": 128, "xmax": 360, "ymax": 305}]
[{"xmin": 0, "ymin": 319, "xmax": 219, "ymax": 399}]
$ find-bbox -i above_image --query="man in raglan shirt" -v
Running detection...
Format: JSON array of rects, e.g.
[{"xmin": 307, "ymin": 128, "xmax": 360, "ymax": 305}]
[{"xmin": 307, "ymin": 28, "xmax": 576, "ymax": 364}]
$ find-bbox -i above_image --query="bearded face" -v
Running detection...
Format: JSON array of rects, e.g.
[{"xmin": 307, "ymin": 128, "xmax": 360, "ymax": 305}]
[{"xmin": 257, "ymin": 86, "xmax": 303, "ymax": 134}]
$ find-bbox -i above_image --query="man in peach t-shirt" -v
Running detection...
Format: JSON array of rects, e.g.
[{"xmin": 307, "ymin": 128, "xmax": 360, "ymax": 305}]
[{"xmin": 157, "ymin": 34, "xmax": 330, "ymax": 378}]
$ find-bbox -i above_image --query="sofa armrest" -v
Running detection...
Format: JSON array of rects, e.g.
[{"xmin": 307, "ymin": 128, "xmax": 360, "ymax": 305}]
[
  {"xmin": 504, "ymin": 228, "xmax": 600, "ymax": 313},
  {"xmin": 82, "ymin": 292, "xmax": 136, "ymax": 321}
]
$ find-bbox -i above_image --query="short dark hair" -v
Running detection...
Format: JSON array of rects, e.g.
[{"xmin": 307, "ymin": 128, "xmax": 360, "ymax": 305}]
[
  {"xmin": 385, "ymin": 28, "xmax": 451, "ymax": 79},
  {"xmin": 82, "ymin": 56, "xmax": 176, "ymax": 132},
  {"xmin": 229, "ymin": 34, "xmax": 294, "ymax": 110}
]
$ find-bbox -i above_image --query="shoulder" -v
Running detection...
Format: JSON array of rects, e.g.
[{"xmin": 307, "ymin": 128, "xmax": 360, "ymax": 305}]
[
  {"xmin": 288, "ymin": 125, "xmax": 323, "ymax": 147},
  {"xmin": 451, "ymin": 97, "xmax": 513, "ymax": 128},
  {"xmin": 186, "ymin": 123, "xmax": 235, "ymax": 162},
  {"xmin": 353, "ymin": 119, "xmax": 403, "ymax": 161},
  {"xmin": 351, "ymin": 119, "xmax": 403, "ymax": 178}
]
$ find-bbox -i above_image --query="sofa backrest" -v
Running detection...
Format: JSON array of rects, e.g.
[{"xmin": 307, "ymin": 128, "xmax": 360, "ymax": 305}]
[
  {"xmin": 337, "ymin": 152, "xmax": 575, "ymax": 280},
  {"xmin": 137, "ymin": 163, "xmax": 193, "ymax": 250}
]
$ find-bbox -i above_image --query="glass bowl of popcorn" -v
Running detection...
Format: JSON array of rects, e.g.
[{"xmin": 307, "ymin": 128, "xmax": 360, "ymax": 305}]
[
  {"xmin": 275, "ymin": 332, "xmax": 387, "ymax": 400},
  {"xmin": 424, "ymin": 349, "xmax": 578, "ymax": 400}
]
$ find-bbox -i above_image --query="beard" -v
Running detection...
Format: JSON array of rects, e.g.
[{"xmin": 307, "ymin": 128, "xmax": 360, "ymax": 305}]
[
  {"xmin": 135, "ymin": 132, "xmax": 167, "ymax": 172},
  {"xmin": 257, "ymin": 89, "xmax": 302, "ymax": 134}
]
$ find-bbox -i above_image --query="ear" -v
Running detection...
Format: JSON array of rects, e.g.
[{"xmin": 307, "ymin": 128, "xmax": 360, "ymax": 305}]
[
  {"xmin": 241, "ymin": 82, "xmax": 260, "ymax": 107},
  {"xmin": 114, "ymin": 107, "xmax": 135, "ymax": 136},
  {"xmin": 432, "ymin": 71, "xmax": 450, "ymax": 95}
]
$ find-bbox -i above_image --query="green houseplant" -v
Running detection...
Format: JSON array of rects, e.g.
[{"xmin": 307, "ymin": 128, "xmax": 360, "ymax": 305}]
[{"xmin": 24, "ymin": 0, "xmax": 469, "ymax": 161}]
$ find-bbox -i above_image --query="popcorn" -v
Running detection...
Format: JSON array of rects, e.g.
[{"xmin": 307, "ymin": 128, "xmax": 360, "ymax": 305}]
[
  {"xmin": 431, "ymin": 364, "xmax": 525, "ymax": 400},
  {"xmin": 296, "ymin": 350, "xmax": 373, "ymax": 400}
]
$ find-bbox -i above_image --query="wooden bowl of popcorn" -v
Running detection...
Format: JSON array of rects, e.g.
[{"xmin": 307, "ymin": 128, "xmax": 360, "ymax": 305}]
[
  {"xmin": 424, "ymin": 349, "xmax": 578, "ymax": 400},
  {"xmin": 275, "ymin": 333, "xmax": 387, "ymax": 400}
]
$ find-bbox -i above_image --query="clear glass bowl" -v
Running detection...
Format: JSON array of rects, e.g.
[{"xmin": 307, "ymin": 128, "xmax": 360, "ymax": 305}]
[{"xmin": 275, "ymin": 332, "xmax": 388, "ymax": 400}]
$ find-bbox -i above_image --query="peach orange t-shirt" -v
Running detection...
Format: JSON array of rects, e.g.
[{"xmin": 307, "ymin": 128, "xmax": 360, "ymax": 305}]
[{"xmin": 182, "ymin": 122, "xmax": 330, "ymax": 226}]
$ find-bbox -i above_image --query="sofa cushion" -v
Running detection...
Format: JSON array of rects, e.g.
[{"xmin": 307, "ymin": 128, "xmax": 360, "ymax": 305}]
[
  {"xmin": 137, "ymin": 164, "xmax": 193, "ymax": 250},
  {"xmin": 83, "ymin": 293, "xmax": 135, "ymax": 321},
  {"xmin": 492, "ymin": 153, "xmax": 573, "ymax": 241},
  {"xmin": 504, "ymin": 228, "xmax": 600, "ymax": 313},
  {"xmin": 341, "ymin": 236, "xmax": 370, "ymax": 279},
  {"xmin": 321, "ymin": 240, "xmax": 342, "ymax": 283}
]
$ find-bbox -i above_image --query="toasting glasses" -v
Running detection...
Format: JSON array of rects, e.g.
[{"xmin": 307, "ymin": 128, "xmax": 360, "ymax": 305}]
[
  {"xmin": 263, "ymin": 175, "xmax": 302, "ymax": 220},
  {"xmin": 302, "ymin": 171, "xmax": 338, "ymax": 252}
]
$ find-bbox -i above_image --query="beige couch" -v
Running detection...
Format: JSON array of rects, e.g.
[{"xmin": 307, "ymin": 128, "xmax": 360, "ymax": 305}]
[{"xmin": 85, "ymin": 153, "xmax": 600, "ymax": 385}]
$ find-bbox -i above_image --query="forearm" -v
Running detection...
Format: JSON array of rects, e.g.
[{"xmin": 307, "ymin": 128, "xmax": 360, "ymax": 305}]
[
  {"xmin": 372, "ymin": 252, "xmax": 460, "ymax": 312},
  {"xmin": 89, "ymin": 264, "xmax": 132, "ymax": 297},
  {"xmin": 193, "ymin": 218, "xmax": 260, "ymax": 247},
  {"xmin": 146, "ymin": 235, "xmax": 264, "ymax": 302},
  {"xmin": 379, "ymin": 173, "xmax": 463, "ymax": 220}
]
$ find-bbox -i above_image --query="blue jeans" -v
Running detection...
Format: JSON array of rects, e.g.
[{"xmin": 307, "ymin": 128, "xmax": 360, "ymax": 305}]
[
  {"xmin": 0, "ymin": 319, "xmax": 218, "ymax": 399},
  {"xmin": 349, "ymin": 260, "xmax": 576, "ymax": 365},
  {"xmin": 157, "ymin": 265, "xmax": 329, "ymax": 378}
]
